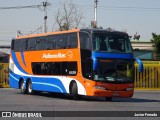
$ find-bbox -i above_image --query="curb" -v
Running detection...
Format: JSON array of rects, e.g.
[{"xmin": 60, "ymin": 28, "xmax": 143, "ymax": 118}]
[
  {"xmin": 135, "ymin": 88, "xmax": 160, "ymax": 91},
  {"xmin": 0, "ymin": 84, "xmax": 10, "ymax": 88}
]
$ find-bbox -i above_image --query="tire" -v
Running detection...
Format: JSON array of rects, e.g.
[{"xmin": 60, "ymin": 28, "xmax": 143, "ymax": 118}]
[
  {"xmin": 27, "ymin": 81, "xmax": 33, "ymax": 95},
  {"xmin": 20, "ymin": 81, "xmax": 27, "ymax": 94},
  {"xmin": 71, "ymin": 82, "xmax": 79, "ymax": 100}
]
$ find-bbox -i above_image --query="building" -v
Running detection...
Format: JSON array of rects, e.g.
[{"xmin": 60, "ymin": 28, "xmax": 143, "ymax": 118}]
[
  {"xmin": 131, "ymin": 41, "xmax": 154, "ymax": 60},
  {"xmin": 0, "ymin": 45, "xmax": 10, "ymax": 63}
]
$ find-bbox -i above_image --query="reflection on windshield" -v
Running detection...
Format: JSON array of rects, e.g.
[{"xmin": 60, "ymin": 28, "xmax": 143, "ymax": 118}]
[
  {"xmin": 92, "ymin": 33, "xmax": 132, "ymax": 53},
  {"xmin": 93, "ymin": 59, "xmax": 134, "ymax": 83}
]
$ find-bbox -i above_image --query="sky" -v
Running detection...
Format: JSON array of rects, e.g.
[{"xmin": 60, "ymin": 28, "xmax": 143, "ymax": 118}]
[{"xmin": 0, "ymin": 0, "xmax": 160, "ymax": 45}]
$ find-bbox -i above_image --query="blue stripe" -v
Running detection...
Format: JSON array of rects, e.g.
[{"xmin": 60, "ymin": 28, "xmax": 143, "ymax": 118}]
[
  {"xmin": 10, "ymin": 73, "xmax": 19, "ymax": 82},
  {"xmin": 9, "ymin": 69, "xmax": 21, "ymax": 89},
  {"xmin": 20, "ymin": 52, "xmax": 26, "ymax": 66},
  {"xmin": 32, "ymin": 82, "xmax": 64, "ymax": 93},
  {"xmin": 92, "ymin": 52, "xmax": 134, "ymax": 59},
  {"xmin": 9, "ymin": 69, "xmax": 67, "ymax": 93},
  {"xmin": 11, "ymin": 51, "xmax": 28, "ymax": 74}
]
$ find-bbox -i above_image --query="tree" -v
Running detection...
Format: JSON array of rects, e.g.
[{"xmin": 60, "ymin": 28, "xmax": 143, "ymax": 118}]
[
  {"xmin": 53, "ymin": 0, "xmax": 84, "ymax": 31},
  {"xmin": 151, "ymin": 33, "xmax": 160, "ymax": 59}
]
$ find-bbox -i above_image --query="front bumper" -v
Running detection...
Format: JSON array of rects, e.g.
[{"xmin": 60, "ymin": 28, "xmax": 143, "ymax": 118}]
[{"xmin": 91, "ymin": 89, "xmax": 134, "ymax": 98}]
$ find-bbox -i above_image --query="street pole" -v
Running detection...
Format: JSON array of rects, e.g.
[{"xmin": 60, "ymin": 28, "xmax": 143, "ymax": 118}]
[
  {"xmin": 94, "ymin": 0, "xmax": 98, "ymax": 28},
  {"xmin": 43, "ymin": 0, "xmax": 48, "ymax": 33}
]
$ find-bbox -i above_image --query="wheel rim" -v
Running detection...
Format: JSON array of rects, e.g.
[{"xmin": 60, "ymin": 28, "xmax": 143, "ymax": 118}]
[
  {"xmin": 20, "ymin": 81, "xmax": 25, "ymax": 92},
  {"xmin": 28, "ymin": 82, "xmax": 32, "ymax": 93}
]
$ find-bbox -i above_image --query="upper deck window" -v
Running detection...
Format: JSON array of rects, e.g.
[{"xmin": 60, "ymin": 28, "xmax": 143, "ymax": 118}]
[
  {"xmin": 92, "ymin": 33, "xmax": 132, "ymax": 53},
  {"xmin": 12, "ymin": 32, "xmax": 78, "ymax": 52}
]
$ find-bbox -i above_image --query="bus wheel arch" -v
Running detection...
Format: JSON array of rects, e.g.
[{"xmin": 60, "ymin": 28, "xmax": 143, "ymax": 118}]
[
  {"xmin": 19, "ymin": 78, "xmax": 27, "ymax": 94},
  {"xmin": 26, "ymin": 78, "xmax": 33, "ymax": 95},
  {"xmin": 69, "ymin": 80, "xmax": 79, "ymax": 100}
]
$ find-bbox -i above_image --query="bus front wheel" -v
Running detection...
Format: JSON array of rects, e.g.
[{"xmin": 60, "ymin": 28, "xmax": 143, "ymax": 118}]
[{"xmin": 71, "ymin": 82, "xmax": 79, "ymax": 100}]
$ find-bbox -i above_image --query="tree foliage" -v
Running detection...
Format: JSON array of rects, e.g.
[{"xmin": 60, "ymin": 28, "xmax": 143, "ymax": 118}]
[
  {"xmin": 151, "ymin": 33, "xmax": 160, "ymax": 59},
  {"xmin": 53, "ymin": 0, "xmax": 83, "ymax": 31}
]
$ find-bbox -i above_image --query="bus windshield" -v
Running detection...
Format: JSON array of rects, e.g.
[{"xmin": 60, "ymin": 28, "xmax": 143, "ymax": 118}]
[
  {"xmin": 93, "ymin": 59, "xmax": 134, "ymax": 83},
  {"xmin": 92, "ymin": 33, "xmax": 132, "ymax": 53}
]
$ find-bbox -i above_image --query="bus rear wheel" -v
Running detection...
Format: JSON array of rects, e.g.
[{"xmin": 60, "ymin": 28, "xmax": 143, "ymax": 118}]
[
  {"xmin": 27, "ymin": 80, "xmax": 33, "ymax": 95},
  {"xmin": 71, "ymin": 82, "xmax": 79, "ymax": 100},
  {"xmin": 20, "ymin": 80, "xmax": 27, "ymax": 94}
]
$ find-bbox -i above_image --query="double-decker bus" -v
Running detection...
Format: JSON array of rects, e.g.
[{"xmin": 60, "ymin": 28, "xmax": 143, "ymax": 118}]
[{"xmin": 9, "ymin": 28, "xmax": 143, "ymax": 101}]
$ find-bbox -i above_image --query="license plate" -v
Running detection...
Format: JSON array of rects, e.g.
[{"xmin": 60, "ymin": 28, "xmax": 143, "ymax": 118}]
[{"xmin": 113, "ymin": 92, "xmax": 119, "ymax": 96}]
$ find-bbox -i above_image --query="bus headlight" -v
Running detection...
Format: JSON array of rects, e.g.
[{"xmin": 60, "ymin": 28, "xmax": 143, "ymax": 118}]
[
  {"xmin": 126, "ymin": 88, "xmax": 133, "ymax": 91},
  {"xmin": 94, "ymin": 86, "xmax": 106, "ymax": 90}
]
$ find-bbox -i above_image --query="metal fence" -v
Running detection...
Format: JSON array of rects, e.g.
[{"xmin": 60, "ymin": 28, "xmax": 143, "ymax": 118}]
[
  {"xmin": 0, "ymin": 63, "xmax": 9, "ymax": 88},
  {"xmin": 135, "ymin": 61, "xmax": 160, "ymax": 90}
]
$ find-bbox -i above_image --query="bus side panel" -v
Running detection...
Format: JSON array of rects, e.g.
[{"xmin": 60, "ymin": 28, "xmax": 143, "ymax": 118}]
[
  {"xmin": 9, "ymin": 53, "xmax": 21, "ymax": 89},
  {"xmin": 31, "ymin": 76, "xmax": 67, "ymax": 93},
  {"xmin": 9, "ymin": 53, "xmax": 86, "ymax": 94},
  {"xmin": 9, "ymin": 50, "xmax": 87, "ymax": 95},
  {"xmin": 31, "ymin": 76, "xmax": 86, "ymax": 95},
  {"xmin": 10, "ymin": 51, "xmax": 28, "ymax": 74},
  {"xmin": 9, "ymin": 69, "xmax": 20, "ymax": 89}
]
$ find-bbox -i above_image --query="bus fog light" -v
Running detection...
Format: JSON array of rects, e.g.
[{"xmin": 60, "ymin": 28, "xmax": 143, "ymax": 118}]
[
  {"xmin": 126, "ymin": 88, "xmax": 133, "ymax": 91},
  {"xmin": 94, "ymin": 86, "xmax": 105, "ymax": 90}
]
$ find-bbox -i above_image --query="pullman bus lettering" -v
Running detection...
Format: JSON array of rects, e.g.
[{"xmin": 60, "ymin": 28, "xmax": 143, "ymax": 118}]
[{"xmin": 42, "ymin": 53, "xmax": 66, "ymax": 59}]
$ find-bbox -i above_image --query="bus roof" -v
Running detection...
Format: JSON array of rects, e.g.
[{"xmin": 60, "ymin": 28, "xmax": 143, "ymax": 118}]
[
  {"xmin": 80, "ymin": 28, "xmax": 128, "ymax": 35},
  {"xmin": 16, "ymin": 28, "xmax": 80, "ymax": 39},
  {"xmin": 15, "ymin": 28, "xmax": 128, "ymax": 39}
]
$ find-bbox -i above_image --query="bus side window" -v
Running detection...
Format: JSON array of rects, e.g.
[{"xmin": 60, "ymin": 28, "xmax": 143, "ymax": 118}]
[
  {"xmin": 11, "ymin": 39, "xmax": 15, "ymax": 51},
  {"xmin": 61, "ymin": 62, "xmax": 77, "ymax": 76},
  {"xmin": 36, "ymin": 37, "xmax": 47, "ymax": 50},
  {"xmin": 27, "ymin": 38, "xmax": 36, "ymax": 51},
  {"xmin": 19, "ymin": 39, "xmax": 27, "ymax": 51},
  {"xmin": 67, "ymin": 62, "xmax": 77, "ymax": 75},
  {"xmin": 67, "ymin": 33, "xmax": 78, "ymax": 48},
  {"xmin": 61, "ymin": 62, "xmax": 68, "ymax": 75},
  {"xmin": 14, "ymin": 40, "xmax": 21, "ymax": 52},
  {"xmin": 80, "ymin": 32, "xmax": 91, "ymax": 50},
  {"xmin": 56, "ymin": 34, "xmax": 66, "ymax": 49},
  {"xmin": 47, "ymin": 36, "xmax": 56, "ymax": 50},
  {"xmin": 54, "ymin": 63, "xmax": 61, "ymax": 75}
]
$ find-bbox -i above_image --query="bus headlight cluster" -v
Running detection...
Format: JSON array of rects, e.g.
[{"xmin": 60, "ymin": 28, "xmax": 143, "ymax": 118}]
[
  {"xmin": 126, "ymin": 88, "xmax": 133, "ymax": 91},
  {"xmin": 94, "ymin": 86, "xmax": 106, "ymax": 90}
]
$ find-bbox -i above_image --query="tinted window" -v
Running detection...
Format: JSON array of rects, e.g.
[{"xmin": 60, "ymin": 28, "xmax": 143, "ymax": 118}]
[
  {"xmin": 66, "ymin": 62, "xmax": 77, "ymax": 75},
  {"xmin": 12, "ymin": 32, "xmax": 78, "ymax": 51},
  {"xmin": 13, "ymin": 40, "xmax": 19, "ymax": 52},
  {"xmin": 80, "ymin": 32, "xmax": 91, "ymax": 50},
  {"xmin": 32, "ymin": 62, "xmax": 77, "ymax": 76},
  {"xmin": 56, "ymin": 34, "xmax": 66, "ymax": 49},
  {"xmin": 19, "ymin": 39, "xmax": 27, "ymax": 51},
  {"xmin": 11, "ymin": 39, "xmax": 15, "ymax": 51},
  {"xmin": 92, "ymin": 33, "xmax": 132, "ymax": 53},
  {"xmin": 47, "ymin": 35, "xmax": 56, "ymax": 49},
  {"xmin": 27, "ymin": 38, "xmax": 36, "ymax": 51},
  {"xmin": 36, "ymin": 37, "xmax": 47, "ymax": 50},
  {"xmin": 67, "ymin": 33, "xmax": 78, "ymax": 48}
]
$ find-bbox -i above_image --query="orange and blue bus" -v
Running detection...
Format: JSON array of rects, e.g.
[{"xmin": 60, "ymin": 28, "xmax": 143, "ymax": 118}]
[{"xmin": 9, "ymin": 28, "xmax": 143, "ymax": 100}]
